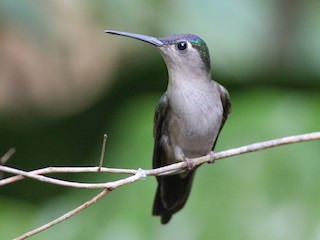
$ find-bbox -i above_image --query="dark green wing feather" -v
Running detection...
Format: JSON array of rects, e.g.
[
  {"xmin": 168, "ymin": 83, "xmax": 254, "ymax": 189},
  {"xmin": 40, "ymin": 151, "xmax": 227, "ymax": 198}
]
[
  {"xmin": 212, "ymin": 84, "xmax": 231, "ymax": 149},
  {"xmin": 218, "ymin": 84, "xmax": 231, "ymax": 128},
  {"xmin": 152, "ymin": 94, "xmax": 169, "ymax": 169},
  {"xmin": 152, "ymin": 94, "xmax": 196, "ymax": 224}
]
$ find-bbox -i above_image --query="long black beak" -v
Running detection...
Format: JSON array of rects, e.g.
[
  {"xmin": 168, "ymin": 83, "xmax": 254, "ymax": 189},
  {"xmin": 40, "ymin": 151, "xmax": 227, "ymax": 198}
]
[{"xmin": 105, "ymin": 30, "xmax": 164, "ymax": 47}]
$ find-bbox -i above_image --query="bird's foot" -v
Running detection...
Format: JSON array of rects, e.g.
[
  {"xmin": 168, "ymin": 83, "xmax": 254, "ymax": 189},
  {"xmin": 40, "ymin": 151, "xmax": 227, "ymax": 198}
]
[
  {"xmin": 208, "ymin": 151, "xmax": 215, "ymax": 164},
  {"xmin": 184, "ymin": 157, "xmax": 195, "ymax": 171}
]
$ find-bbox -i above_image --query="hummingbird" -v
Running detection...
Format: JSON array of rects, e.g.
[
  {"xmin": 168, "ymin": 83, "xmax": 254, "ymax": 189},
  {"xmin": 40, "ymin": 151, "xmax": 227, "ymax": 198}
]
[{"xmin": 105, "ymin": 30, "xmax": 231, "ymax": 224}]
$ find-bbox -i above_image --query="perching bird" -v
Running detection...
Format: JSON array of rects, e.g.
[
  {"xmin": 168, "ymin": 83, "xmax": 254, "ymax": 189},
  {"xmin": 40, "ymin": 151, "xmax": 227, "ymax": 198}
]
[{"xmin": 105, "ymin": 30, "xmax": 231, "ymax": 224}]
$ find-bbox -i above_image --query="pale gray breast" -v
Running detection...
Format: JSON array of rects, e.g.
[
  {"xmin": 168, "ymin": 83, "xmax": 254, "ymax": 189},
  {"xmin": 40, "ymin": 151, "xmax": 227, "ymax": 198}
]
[{"xmin": 167, "ymin": 81, "xmax": 223, "ymax": 158}]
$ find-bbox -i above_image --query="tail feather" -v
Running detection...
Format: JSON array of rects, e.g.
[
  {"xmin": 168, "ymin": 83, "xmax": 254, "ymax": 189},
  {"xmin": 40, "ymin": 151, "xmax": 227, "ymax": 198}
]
[{"xmin": 152, "ymin": 171, "xmax": 195, "ymax": 224}]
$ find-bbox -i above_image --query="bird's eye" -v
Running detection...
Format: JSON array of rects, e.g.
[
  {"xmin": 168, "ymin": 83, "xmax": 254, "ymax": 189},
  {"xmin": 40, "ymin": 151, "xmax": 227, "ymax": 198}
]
[{"xmin": 176, "ymin": 41, "xmax": 188, "ymax": 51}]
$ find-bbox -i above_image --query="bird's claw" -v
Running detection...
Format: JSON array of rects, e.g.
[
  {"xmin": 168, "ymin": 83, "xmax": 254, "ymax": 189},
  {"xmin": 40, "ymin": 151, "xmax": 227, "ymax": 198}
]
[
  {"xmin": 208, "ymin": 151, "xmax": 215, "ymax": 164},
  {"xmin": 184, "ymin": 157, "xmax": 195, "ymax": 171}
]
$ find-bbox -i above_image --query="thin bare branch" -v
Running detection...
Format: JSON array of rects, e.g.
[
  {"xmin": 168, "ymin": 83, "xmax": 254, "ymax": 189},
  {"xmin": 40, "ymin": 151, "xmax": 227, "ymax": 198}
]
[
  {"xmin": 0, "ymin": 132, "xmax": 319, "ymax": 188},
  {"xmin": 1, "ymin": 147, "xmax": 16, "ymax": 165},
  {"xmin": 0, "ymin": 166, "xmax": 137, "ymax": 188},
  {"xmin": 14, "ymin": 169, "xmax": 147, "ymax": 240},
  {"xmin": 147, "ymin": 131, "xmax": 320, "ymax": 176},
  {"xmin": 1, "ymin": 131, "xmax": 318, "ymax": 240},
  {"xmin": 98, "ymin": 134, "xmax": 108, "ymax": 171},
  {"xmin": 14, "ymin": 189, "xmax": 111, "ymax": 240}
]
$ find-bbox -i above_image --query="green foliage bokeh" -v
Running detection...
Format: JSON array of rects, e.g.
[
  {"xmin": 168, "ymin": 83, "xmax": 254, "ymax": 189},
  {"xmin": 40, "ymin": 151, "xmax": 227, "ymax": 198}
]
[{"xmin": 0, "ymin": 1, "xmax": 319, "ymax": 239}]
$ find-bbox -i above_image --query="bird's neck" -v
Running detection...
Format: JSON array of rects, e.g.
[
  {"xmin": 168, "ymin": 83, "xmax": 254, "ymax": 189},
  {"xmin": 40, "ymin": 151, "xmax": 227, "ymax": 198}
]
[{"xmin": 167, "ymin": 66, "xmax": 212, "ymax": 90}]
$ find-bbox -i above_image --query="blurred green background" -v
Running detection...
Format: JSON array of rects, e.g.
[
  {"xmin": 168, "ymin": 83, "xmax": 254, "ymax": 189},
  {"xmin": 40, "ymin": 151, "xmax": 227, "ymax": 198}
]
[{"xmin": 0, "ymin": 1, "xmax": 319, "ymax": 239}]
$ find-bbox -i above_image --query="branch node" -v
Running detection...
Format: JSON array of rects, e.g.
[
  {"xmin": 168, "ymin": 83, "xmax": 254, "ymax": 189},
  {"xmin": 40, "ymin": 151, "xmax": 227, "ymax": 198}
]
[
  {"xmin": 208, "ymin": 151, "xmax": 215, "ymax": 164},
  {"xmin": 137, "ymin": 168, "xmax": 147, "ymax": 180}
]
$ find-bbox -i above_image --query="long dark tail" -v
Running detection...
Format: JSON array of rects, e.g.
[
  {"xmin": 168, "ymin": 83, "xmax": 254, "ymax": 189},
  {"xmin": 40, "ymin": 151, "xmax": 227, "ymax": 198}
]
[{"xmin": 152, "ymin": 170, "xmax": 196, "ymax": 224}]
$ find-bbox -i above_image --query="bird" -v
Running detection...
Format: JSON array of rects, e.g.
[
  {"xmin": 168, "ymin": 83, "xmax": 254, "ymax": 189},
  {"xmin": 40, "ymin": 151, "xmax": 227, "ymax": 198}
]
[{"xmin": 105, "ymin": 30, "xmax": 231, "ymax": 224}]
